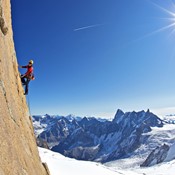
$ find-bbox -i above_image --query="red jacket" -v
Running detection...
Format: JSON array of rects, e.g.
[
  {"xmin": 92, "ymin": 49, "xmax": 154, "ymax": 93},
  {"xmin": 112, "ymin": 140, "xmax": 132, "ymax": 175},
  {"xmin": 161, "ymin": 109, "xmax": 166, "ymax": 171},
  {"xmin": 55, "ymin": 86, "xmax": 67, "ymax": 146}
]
[{"xmin": 22, "ymin": 65, "xmax": 33, "ymax": 77}]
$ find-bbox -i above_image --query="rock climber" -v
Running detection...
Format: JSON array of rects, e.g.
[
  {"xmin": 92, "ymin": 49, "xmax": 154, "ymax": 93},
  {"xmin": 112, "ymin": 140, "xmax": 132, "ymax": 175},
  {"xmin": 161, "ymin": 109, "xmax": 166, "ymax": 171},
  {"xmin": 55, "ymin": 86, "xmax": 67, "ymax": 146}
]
[{"xmin": 18, "ymin": 60, "xmax": 35, "ymax": 95}]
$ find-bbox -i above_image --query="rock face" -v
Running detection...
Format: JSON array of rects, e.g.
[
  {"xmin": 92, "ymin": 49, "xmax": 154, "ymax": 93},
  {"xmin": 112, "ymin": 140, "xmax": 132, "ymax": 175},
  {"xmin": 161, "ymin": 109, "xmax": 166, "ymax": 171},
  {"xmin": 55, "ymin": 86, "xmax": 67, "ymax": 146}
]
[
  {"xmin": 33, "ymin": 109, "xmax": 163, "ymax": 163},
  {"xmin": 141, "ymin": 144, "xmax": 170, "ymax": 167},
  {"xmin": 0, "ymin": 0, "xmax": 50, "ymax": 174},
  {"xmin": 141, "ymin": 142, "xmax": 175, "ymax": 167}
]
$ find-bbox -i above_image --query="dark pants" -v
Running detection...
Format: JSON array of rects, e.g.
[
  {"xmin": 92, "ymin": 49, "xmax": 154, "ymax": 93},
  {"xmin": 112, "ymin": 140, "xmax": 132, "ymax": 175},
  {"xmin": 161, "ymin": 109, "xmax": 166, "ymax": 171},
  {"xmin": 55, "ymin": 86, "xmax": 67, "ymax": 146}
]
[{"xmin": 21, "ymin": 76, "xmax": 30, "ymax": 95}]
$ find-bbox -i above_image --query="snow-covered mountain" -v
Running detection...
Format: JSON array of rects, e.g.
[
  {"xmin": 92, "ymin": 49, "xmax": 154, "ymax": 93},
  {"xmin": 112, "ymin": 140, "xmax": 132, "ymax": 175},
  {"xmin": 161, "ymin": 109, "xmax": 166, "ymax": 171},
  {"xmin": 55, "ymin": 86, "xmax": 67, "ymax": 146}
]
[
  {"xmin": 141, "ymin": 141, "xmax": 175, "ymax": 167},
  {"xmin": 32, "ymin": 109, "xmax": 175, "ymax": 163},
  {"xmin": 105, "ymin": 122, "xmax": 175, "ymax": 169}
]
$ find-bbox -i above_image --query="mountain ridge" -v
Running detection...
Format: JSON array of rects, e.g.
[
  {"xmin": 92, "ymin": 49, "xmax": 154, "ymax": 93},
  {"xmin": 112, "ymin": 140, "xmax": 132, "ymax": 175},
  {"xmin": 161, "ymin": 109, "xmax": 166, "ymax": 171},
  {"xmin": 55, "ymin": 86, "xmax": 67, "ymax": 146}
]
[{"xmin": 33, "ymin": 109, "xmax": 165, "ymax": 163}]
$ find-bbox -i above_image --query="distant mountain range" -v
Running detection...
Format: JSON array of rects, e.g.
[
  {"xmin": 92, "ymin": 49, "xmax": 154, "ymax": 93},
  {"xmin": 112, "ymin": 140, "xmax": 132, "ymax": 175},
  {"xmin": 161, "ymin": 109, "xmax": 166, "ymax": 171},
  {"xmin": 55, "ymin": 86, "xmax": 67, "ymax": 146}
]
[{"xmin": 32, "ymin": 109, "xmax": 175, "ymax": 164}]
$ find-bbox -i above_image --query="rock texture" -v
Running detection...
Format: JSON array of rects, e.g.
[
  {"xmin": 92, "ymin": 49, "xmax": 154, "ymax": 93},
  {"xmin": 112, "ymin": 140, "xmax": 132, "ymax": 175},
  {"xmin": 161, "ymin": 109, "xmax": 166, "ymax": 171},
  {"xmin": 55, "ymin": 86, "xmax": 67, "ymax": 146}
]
[
  {"xmin": 0, "ymin": 0, "xmax": 50, "ymax": 174},
  {"xmin": 141, "ymin": 142, "xmax": 175, "ymax": 167},
  {"xmin": 141, "ymin": 144, "xmax": 170, "ymax": 167},
  {"xmin": 0, "ymin": 2, "xmax": 8, "ymax": 35}
]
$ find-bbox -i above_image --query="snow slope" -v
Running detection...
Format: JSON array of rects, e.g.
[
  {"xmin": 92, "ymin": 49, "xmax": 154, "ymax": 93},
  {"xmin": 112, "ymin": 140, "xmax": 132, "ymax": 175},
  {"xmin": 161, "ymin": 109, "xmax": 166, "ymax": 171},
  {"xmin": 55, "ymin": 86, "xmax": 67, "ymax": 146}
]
[
  {"xmin": 106, "ymin": 157, "xmax": 175, "ymax": 175},
  {"xmin": 38, "ymin": 147, "xmax": 138, "ymax": 175},
  {"xmin": 39, "ymin": 147, "xmax": 175, "ymax": 175}
]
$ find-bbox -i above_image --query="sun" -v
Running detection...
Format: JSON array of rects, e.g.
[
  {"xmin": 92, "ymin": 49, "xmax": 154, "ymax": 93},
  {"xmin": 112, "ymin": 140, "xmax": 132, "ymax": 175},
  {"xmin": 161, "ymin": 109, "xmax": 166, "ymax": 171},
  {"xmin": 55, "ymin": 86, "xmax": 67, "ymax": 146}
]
[{"xmin": 150, "ymin": 1, "xmax": 175, "ymax": 36}]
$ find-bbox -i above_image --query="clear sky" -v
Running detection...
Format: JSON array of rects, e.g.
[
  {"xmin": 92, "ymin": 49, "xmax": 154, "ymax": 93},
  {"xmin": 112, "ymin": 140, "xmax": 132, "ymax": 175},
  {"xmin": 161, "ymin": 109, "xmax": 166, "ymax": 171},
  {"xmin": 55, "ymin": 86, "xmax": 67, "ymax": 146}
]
[{"xmin": 11, "ymin": 0, "xmax": 175, "ymax": 118}]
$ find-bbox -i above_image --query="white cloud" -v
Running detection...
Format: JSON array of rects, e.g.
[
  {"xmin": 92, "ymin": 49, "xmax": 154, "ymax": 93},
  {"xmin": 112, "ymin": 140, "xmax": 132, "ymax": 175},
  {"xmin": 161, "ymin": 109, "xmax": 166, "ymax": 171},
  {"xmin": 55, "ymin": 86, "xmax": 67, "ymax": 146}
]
[{"xmin": 151, "ymin": 106, "xmax": 175, "ymax": 117}]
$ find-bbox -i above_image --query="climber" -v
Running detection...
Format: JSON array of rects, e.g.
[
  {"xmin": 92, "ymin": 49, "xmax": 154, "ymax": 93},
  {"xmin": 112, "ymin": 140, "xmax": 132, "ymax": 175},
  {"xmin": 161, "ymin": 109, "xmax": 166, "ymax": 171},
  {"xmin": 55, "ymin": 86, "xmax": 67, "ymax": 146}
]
[{"xmin": 18, "ymin": 60, "xmax": 35, "ymax": 95}]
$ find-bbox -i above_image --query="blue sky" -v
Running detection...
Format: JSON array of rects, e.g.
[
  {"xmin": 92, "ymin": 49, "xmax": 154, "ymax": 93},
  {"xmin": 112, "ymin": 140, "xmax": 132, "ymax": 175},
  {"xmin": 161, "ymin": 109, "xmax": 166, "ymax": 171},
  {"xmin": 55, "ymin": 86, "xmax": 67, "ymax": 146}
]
[{"xmin": 11, "ymin": 0, "xmax": 175, "ymax": 118}]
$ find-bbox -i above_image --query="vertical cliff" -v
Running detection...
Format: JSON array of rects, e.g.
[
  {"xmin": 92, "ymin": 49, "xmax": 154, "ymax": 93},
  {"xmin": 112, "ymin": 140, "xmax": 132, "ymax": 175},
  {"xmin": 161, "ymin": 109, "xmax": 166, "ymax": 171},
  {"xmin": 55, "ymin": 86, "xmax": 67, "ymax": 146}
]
[{"xmin": 0, "ymin": 0, "xmax": 50, "ymax": 174}]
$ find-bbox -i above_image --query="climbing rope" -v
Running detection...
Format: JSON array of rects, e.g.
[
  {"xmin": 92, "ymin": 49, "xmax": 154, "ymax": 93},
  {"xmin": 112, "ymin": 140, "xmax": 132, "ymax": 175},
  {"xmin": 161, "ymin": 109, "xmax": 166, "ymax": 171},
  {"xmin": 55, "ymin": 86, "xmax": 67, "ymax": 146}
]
[{"xmin": 27, "ymin": 93, "xmax": 32, "ymax": 117}]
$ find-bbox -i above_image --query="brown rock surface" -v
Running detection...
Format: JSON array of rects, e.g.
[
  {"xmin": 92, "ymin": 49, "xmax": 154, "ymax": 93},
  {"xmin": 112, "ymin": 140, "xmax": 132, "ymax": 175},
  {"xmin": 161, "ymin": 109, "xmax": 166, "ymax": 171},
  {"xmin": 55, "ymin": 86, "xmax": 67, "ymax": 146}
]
[{"xmin": 0, "ymin": 0, "xmax": 50, "ymax": 174}]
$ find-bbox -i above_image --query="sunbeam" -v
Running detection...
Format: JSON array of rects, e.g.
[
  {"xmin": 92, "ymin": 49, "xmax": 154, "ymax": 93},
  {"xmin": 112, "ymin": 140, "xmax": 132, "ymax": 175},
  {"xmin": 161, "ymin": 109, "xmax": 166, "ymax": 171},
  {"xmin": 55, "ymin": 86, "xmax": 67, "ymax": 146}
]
[
  {"xmin": 136, "ymin": 1, "xmax": 175, "ymax": 40},
  {"xmin": 149, "ymin": 1, "xmax": 175, "ymax": 35},
  {"xmin": 151, "ymin": 1, "xmax": 175, "ymax": 17},
  {"xmin": 149, "ymin": 22, "xmax": 175, "ymax": 36}
]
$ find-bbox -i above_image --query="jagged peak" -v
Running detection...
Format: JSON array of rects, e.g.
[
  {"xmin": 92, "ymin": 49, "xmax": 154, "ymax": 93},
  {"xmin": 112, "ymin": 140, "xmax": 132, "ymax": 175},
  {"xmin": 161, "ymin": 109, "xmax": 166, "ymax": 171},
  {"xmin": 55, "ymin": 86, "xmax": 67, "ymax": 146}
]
[
  {"xmin": 113, "ymin": 109, "xmax": 125, "ymax": 122},
  {"xmin": 116, "ymin": 109, "xmax": 124, "ymax": 114},
  {"xmin": 146, "ymin": 109, "xmax": 150, "ymax": 113},
  {"xmin": 112, "ymin": 109, "xmax": 163, "ymax": 127},
  {"xmin": 115, "ymin": 109, "xmax": 124, "ymax": 117}
]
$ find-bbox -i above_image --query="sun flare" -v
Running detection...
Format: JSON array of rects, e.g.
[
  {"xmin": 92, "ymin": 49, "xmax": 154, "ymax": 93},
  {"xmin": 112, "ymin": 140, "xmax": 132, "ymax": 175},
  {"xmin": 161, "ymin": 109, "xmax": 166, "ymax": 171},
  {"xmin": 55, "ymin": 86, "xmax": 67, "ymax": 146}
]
[{"xmin": 151, "ymin": 1, "xmax": 175, "ymax": 36}]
